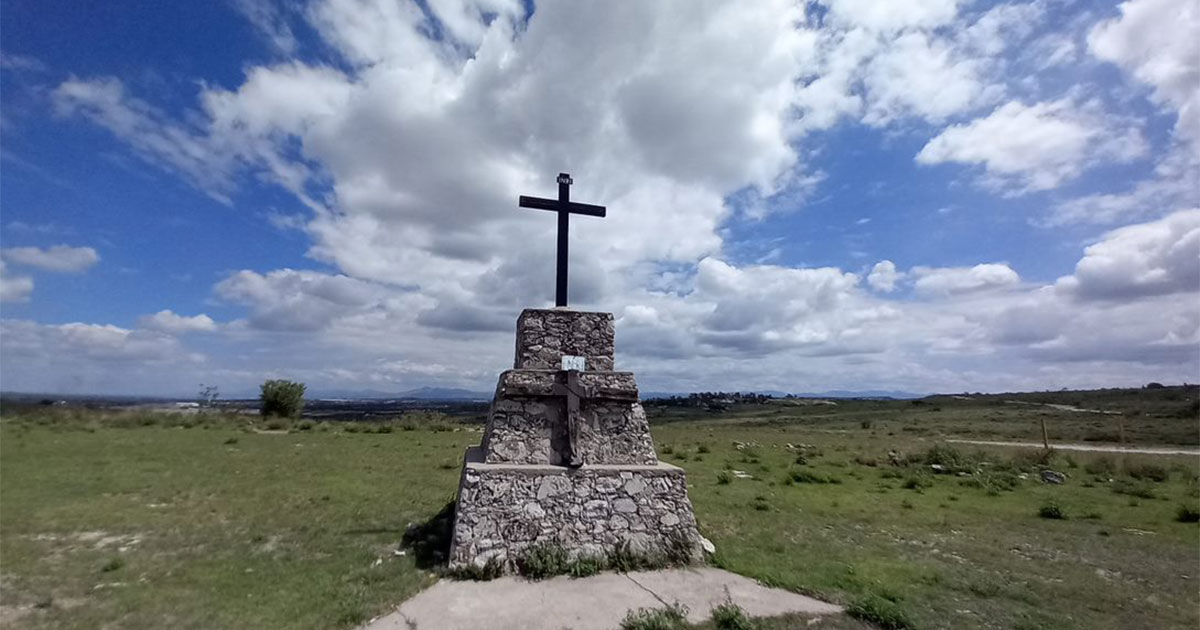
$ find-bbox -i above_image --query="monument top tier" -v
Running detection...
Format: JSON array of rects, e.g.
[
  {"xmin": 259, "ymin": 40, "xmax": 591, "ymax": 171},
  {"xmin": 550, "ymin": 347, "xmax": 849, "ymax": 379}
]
[{"xmin": 515, "ymin": 308, "xmax": 615, "ymax": 371}]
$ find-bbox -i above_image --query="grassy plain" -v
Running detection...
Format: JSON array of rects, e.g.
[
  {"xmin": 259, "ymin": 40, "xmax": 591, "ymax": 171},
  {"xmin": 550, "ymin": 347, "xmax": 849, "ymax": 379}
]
[{"xmin": 1, "ymin": 388, "xmax": 1197, "ymax": 629}]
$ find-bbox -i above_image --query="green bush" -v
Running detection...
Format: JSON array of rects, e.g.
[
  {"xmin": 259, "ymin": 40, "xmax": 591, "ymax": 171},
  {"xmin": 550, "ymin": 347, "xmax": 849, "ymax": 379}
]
[
  {"xmin": 1176, "ymin": 505, "xmax": 1200, "ymax": 523},
  {"xmin": 568, "ymin": 555, "xmax": 606, "ymax": 578},
  {"xmin": 711, "ymin": 601, "xmax": 755, "ymax": 630},
  {"xmin": 518, "ymin": 543, "xmax": 569, "ymax": 580},
  {"xmin": 847, "ymin": 594, "xmax": 914, "ymax": 630},
  {"xmin": 1126, "ymin": 462, "xmax": 1169, "ymax": 482},
  {"xmin": 922, "ymin": 443, "xmax": 976, "ymax": 473},
  {"xmin": 447, "ymin": 558, "xmax": 504, "ymax": 581},
  {"xmin": 902, "ymin": 475, "xmax": 932, "ymax": 491},
  {"xmin": 260, "ymin": 380, "xmax": 306, "ymax": 418},
  {"xmin": 716, "ymin": 471, "xmax": 732, "ymax": 485},
  {"xmin": 789, "ymin": 470, "xmax": 840, "ymax": 484},
  {"xmin": 1112, "ymin": 480, "xmax": 1157, "ymax": 499},
  {"xmin": 620, "ymin": 604, "xmax": 689, "ymax": 630},
  {"xmin": 1038, "ymin": 502, "xmax": 1065, "ymax": 520},
  {"xmin": 960, "ymin": 469, "xmax": 1020, "ymax": 495},
  {"xmin": 1084, "ymin": 456, "xmax": 1116, "ymax": 476}
]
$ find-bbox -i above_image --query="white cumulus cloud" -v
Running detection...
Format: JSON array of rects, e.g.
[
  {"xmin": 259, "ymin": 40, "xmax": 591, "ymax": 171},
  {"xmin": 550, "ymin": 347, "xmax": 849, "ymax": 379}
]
[
  {"xmin": 2, "ymin": 244, "xmax": 99, "ymax": 272},
  {"xmin": 1088, "ymin": 0, "xmax": 1200, "ymax": 147},
  {"xmin": 867, "ymin": 260, "xmax": 903, "ymax": 292},
  {"xmin": 137, "ymin": 310, "xmax": 218, "ymax": 334},
  {"xmin": 912, "ymin": 263, "xmax": 1020, "ymax": 296},
  {"xmin": 0, "ymin": 261, "xmax": 34, "ymax": 302},
  {"xmin": 1056, "ymin": 208, "xmax": 1200, "ymax": 300},
  {"xmin": 917, "ymin": 99, "xmax": 1148, "ymax": 192}
]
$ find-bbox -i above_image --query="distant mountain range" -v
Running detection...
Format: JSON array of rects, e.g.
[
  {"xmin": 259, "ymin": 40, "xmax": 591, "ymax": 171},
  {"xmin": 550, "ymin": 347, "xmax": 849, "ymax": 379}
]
[
  {"xmin": 394, "ymin": 387, "xmax": 492, "ymax": 400},
  {"xmin": 640, "ymin": 389, "xmax": 924, "ymax": 400},
  {"xmin": 4, "ymin": 387, "xmax": 922, "ymax": 402}
]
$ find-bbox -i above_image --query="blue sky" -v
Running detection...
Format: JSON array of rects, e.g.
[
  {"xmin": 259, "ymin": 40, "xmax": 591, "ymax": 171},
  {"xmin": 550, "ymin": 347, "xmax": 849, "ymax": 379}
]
[{"xmin": 1, "ymin": 0, "xmax": 1196, "ymax": 397}]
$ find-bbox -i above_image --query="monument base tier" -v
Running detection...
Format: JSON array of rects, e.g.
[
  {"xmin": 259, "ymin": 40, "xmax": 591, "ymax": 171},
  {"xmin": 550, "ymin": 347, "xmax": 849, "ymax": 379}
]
[{"xmin": 449, "ymin": 447, "xmax": 702, "ymax": 569}]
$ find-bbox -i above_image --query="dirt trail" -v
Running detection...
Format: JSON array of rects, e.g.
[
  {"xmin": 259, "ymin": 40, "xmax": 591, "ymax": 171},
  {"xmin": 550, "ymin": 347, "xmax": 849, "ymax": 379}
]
[
  {"xmin": 1003, "ymin": 399, "xmax": 1123, "ymax": 414},
  {"xmin": 945, "ymin": 439, "xmax": 1199, "ymax": 456}
]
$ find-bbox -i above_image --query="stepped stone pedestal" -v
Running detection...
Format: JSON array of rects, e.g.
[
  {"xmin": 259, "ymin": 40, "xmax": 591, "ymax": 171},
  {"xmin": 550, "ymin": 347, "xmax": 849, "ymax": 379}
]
[{"xmin": 449, "ymin": 308, "xmax": 702, "ymax": 569}]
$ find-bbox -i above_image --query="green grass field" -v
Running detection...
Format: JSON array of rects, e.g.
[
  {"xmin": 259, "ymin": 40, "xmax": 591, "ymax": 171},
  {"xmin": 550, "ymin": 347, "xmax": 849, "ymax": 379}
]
[{"xmin": 1, "ymin": 391, "xmax": 1197, "ymax": 629}]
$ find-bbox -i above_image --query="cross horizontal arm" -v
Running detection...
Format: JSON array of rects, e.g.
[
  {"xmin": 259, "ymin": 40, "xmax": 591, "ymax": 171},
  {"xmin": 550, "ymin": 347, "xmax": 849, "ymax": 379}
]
[{"xmin": 518, "ymin": 195, "xmax": 607, "ymax": 217}]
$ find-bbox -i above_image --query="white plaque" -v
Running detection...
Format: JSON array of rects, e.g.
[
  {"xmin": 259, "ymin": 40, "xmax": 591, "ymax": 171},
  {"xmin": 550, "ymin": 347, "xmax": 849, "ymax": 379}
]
[{"xmin": 561, "ymin": 355, "xmax": 586, "ymax": 371}]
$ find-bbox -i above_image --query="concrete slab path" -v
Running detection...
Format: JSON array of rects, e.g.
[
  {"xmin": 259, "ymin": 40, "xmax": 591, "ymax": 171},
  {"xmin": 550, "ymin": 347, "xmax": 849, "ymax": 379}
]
[{"xmin": 361, "ymin": 568, "xmax": 842, "ymax": 630}]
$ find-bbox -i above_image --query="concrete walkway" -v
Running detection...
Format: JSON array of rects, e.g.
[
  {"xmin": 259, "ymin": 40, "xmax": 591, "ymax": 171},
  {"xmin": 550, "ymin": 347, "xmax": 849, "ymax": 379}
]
[
  {"xmin": 361, "ymin": 568, "xmax": 842, "ymax": 630},
  {"xmin": 946, "ymin": 439, "xmax": 1200, "ymax": 456}
]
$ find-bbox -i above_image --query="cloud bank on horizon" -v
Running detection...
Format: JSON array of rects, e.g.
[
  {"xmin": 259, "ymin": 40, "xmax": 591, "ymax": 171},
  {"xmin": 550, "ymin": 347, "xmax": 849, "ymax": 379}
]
[{"xmin": 0, "ymin": 0, "xmax": 1196, "ymax": 396}]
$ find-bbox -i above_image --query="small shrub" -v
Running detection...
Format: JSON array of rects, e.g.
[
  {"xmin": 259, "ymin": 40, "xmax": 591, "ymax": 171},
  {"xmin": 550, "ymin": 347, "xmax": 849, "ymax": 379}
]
[
  {"xmin": 1038, "ymin": 502, "xmax": 1065, "ymax": 520},
  {"xmin": 902, "ymin": 476, "xmax": 932, "ymax": 491},
  {"xmin": 1009, "ymin": 448, "xmax": 1061, "ymax": 471},
  {"xmin": 259, "ymin": 379, "xmax": 306, "ymax": 418},
  {"xmin": 100, "ymin": 557, "xmax": 125, "ymax": 573},
  {"xmin": 1126, "ymin": 462, "xmax": 1169, "ymax": 482},
  {"xmin": 620, "ymin": 604, "xmax": 689, "ymax": 630},
  {"xmin": 295, "ymin": 420, "xmax": 315, "ymax": 431},
  {"xmin": 569, "ymin": 555, "xmax": 606, "ymax": 578},
  {"xmin": 717, "ymin": 471, "xmax": 732, "ymax": 485},
  {"xmin": 223, "ymin": 437, "xmax": 239, "ymax": 445},
  {"xmin": 752, "ymin": 496, "xmax": 770, "ymax": 511},
  {"xmin": 923, "ymin": 443, "xmax": 975, "ymax": 473},
  {"xmin": 1176, "ymin": 505, "xmax": 1200, "ymax": 523},
  {"xmin": 518, "ymin": 543, "xmax": 569, "ymax": 580},
  {"xmin": 789, "ymin": 469, "xmax": 841, "ymax": 484},
  {"xmin": 1112, "ymin": 480, "xmax": 1157, "ymax": 499},
  {"xmin": 609, "ymin": 540, "xmax": 679, "ymax": 573},
  {"xmin": 711, "ymin": 601, "xmax": 755, "ymax": 630},
  {"xmin": 962, "ymin": 470, "xmax": 1020, "ymax": 494},
  {"xmin": 860, "ymin": 419, "xmax": 874, "ymax": 429},
  {"xmin": 447, "ymin": 558, "xmax": 505, "ymax": 581},
  {"xmin": 660, "ymin": 444, "xmax": 675, "ymax": 455},
  {"xmin": 793, "ymin": 453, "xmax": 808, "ymax": 465},
  {"xmin": 697, "ymin": 444, "xmax": 711, "ymax": 454},
  {"xmin": 901, "ymin": 499, "xmax": 914, "ymax": 510},
  {"xmin": 264, "ymin": 417, "xmax": 290, "ymax": 431},
  {"xmin": 663, "ymin": 531, "xmax": 696, "ymax": 567},
  {"xmin": 847, "ymin": 594, "xmax": 914, "ymax": 630}
]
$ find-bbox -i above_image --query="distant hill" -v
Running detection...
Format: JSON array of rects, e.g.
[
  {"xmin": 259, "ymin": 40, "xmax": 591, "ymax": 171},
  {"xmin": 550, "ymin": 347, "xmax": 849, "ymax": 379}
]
[
  {"xmin": 641, "ymin": 389, "xmax": 925, "ymax": 400},
  {"xmin": 395, "ymin": 387, "xmax": 491, "ymax": 400},
  {"xmin": 794, "ymin": 390, "xmax": 925, "ymax": 400}
]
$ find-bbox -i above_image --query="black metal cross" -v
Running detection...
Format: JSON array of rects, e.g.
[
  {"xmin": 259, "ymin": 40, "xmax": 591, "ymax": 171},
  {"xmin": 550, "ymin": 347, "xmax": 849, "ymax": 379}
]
[{"xmin": 519, "ymin": 173, "xmax": 606, "ymax": 307}]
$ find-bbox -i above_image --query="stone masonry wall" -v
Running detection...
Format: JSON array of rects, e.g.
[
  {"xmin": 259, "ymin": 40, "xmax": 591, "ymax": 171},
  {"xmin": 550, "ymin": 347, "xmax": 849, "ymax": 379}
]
[
  {"xmin": 515, "ymin": 309, "xmax": 615, "ymax": 371},
  {"xmin": 450, "ymin": 457, "xmax": 701, "ymax": 568},
  {"xmin": 481, "ymin": 395, "xmax": 657, "ymax": 466}
]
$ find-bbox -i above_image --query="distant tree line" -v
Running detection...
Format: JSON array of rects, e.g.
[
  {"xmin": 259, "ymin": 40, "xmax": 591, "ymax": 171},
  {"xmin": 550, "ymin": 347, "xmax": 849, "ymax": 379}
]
[{"xmin": 652, "ymin": 392, "xmax": 775, "ymax": 410}]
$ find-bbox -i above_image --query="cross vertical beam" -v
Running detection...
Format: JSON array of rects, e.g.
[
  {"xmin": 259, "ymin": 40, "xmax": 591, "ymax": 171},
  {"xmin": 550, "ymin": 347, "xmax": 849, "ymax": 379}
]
[
  {"xmin": 550, "ymin": 369, "xmax": 590, "ymax": 467},
  {"xmin": 557, "ymin": 175, "xmax": 570, "ymax": 307},
  {"xmin": 519, "ymin": 173, "xmax": 607, "ymax": 308}
]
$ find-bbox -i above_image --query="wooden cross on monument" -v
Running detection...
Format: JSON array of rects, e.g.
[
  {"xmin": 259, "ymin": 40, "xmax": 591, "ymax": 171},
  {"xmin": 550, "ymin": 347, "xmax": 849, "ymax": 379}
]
[
  {"xmin": 550, "ymin": 370, "xmax": 591, "ymax": 467},
  {"xmin": 519, "ymin": 173, "xmax": 607, "ymax": 307}
]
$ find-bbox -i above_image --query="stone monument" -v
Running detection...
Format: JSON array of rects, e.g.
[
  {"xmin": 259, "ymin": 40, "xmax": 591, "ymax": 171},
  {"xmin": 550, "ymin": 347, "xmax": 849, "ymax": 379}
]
[{"xmin": 447, "ymin": 173, "xmax": 702, "ymax": 570}]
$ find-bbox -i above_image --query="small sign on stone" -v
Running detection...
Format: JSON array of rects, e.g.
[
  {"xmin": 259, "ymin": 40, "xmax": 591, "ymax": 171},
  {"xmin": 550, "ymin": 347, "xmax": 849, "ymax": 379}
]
[{"xmin": 561, "ymin": 355, "xmax": 586, "ymax": 371}]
